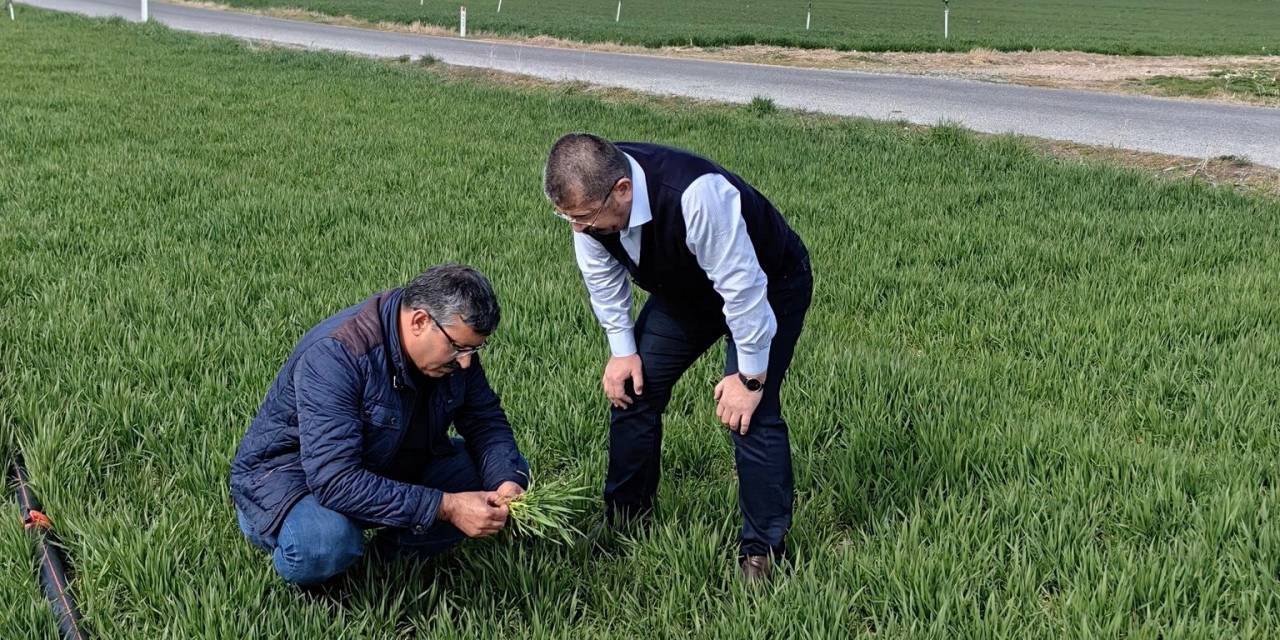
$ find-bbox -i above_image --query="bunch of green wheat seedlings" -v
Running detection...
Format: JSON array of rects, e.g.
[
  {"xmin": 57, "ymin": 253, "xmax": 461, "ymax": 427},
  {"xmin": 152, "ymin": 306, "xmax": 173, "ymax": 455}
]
[{"xmin": 501, "ymin": 473, "xmax": 592, "ymax": 545}]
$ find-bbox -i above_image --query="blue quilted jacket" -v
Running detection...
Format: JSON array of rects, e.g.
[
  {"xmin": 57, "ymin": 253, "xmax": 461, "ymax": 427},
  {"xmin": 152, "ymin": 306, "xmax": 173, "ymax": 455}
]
[{"xmin": 230, "ymin": 288, "xmax": 527, "ymax": 537}]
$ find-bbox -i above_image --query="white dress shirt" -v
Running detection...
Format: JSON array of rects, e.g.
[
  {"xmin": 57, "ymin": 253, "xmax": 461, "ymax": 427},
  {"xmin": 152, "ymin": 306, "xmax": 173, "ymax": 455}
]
[{"xmin": 573, "ymin": 153, "xmax": 777, "ymax": 375}]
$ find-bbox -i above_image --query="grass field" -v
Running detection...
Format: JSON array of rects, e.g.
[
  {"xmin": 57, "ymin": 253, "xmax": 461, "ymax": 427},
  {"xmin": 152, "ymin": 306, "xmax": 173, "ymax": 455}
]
[
  {"xmin": 4, "ymin": 9, "xmax": 1280, "ymax": 639},
  {"xmin": 214, "ymin": 0, "xmax": 1280, "ymax": 56}
]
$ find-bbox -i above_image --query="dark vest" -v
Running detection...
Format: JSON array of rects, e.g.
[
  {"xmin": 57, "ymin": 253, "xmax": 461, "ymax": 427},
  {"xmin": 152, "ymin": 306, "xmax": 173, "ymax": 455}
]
[{"xmin": 590, "ymin": 142, "xmax": 806, "ymax": 314}]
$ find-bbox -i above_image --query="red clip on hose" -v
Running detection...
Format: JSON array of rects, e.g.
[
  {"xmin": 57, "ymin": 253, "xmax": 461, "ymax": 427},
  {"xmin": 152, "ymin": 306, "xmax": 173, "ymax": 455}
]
[
  {"xmin": 11, "ymin": 455, "xmax": 91, "ymax": 639},
  {"xmin": 24, "ymin": 509, "xmax": 54, "ymax": 530}
]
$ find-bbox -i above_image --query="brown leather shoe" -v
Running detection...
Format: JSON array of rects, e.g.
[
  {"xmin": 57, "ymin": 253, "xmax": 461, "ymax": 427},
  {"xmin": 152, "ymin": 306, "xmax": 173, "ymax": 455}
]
[{"xmin": 739, "ymin": 554, "xmax": 772, "ymax": 584}]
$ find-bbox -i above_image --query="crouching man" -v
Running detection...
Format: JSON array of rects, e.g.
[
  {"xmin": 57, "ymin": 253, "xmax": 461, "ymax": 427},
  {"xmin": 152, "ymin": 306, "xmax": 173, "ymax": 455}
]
[{"xmin": 231, "ymin": 264, "xmax": 529, "ymax": 585}]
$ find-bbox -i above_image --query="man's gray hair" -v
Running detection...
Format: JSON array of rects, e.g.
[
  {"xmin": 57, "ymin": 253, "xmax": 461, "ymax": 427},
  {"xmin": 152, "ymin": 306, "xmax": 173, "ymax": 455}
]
[
  {"xmin": 543, "ymin": 133, "xmax": 631, "ymax": 207},
  {"xmin": 402, "ymin": 264, "xmax": 501, "ymax": 335}
]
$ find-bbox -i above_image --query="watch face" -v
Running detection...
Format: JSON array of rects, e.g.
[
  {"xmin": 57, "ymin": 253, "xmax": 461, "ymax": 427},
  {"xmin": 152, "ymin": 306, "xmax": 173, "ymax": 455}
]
[{"xmin": 740, "ymin": 374, "xmax": 763, "ymax": 391}]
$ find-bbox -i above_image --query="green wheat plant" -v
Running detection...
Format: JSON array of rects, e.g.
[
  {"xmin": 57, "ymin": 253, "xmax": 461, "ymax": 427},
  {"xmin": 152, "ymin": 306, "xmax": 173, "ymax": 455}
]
[{"xmin": 502, "ymin": 473, "xmax": 592, "ymax": 546}]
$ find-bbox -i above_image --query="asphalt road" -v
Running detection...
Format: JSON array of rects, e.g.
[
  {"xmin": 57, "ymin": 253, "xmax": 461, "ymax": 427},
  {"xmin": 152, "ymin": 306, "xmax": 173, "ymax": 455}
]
[{"xmin": 18, "ymin": 0, "xmax": 1280, "ymax": 168}]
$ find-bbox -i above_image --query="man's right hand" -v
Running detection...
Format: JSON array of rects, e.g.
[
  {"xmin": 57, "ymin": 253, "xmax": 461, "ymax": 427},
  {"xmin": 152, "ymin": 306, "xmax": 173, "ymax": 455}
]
[
  {"xmin": 438, "ymin": 491, "xmax": 508, "ymax": 538},
  {"xmin": 603, "ymin": 354, "xmax": 644, "ymax": 409}
]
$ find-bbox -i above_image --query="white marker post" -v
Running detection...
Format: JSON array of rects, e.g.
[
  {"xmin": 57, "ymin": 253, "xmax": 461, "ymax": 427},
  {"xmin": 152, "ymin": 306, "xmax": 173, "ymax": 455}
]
[
  {"xmin": 615, "ymin": 0, "xmax": 621, "ymax": 22},
  {"xmin": 496, "ymin": 0, "xmax": 501, "ymax": 12},
  {"xmin": 943, "ymin": 0, "xmax": 950, "ymax": 39},
  {"xmin": 805, "ymin": 0, "xmax": 811, "ymax": 30},
  {"xmin": 8, "ymin": 0, "xmax": 15, "ymax": 21},
  {"xmin": 141, "ymin": 0, "xmax": 148, "ymax": 21},
  {"xmin": 460, "ymin": 5, "xmax": 467, "ymax": 36}
]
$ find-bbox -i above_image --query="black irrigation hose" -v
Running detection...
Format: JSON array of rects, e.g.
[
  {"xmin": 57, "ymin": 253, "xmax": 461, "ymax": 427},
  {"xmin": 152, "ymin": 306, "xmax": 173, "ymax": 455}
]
[{"xmin": 11, "ymin": 454, "xmax": 91, "ymax": 640}]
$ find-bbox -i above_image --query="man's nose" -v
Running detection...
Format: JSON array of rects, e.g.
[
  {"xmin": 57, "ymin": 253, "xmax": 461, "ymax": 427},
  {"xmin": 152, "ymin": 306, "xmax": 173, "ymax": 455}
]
[{"xmin": 455, "ymin": 352, "xmax": 474, "ymax": 369}]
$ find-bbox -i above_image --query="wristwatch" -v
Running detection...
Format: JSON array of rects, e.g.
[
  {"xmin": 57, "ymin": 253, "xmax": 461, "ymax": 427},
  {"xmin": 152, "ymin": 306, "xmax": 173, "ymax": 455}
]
[{"xmin": 738, "ymin": 373, "xmax": 764, "ymax": 392}]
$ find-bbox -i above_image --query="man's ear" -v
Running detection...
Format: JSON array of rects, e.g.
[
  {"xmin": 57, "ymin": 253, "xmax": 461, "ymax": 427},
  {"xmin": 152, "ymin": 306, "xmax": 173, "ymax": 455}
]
[
  {"xmin": 410, "ymin": 309, "xmax": 430, "ymax": 336},
  {"xmin": 616, "ymin": 177, "xmax": 633, "ymax": 199}
]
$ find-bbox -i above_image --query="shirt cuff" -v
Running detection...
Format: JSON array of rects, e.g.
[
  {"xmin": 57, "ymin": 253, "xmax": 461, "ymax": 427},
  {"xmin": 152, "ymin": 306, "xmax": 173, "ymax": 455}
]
[
  {"xmin": 607, "ymin": 330, "xmax": 637, "ymax": 357},
  {"xmin": 736, "ymin": 347, "xmax": 770, "ymax": 377}
]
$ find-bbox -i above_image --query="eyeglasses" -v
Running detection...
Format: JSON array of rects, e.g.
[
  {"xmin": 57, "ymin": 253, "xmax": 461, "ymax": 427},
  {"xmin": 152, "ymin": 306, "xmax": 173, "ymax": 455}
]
[
  {"xmin": 431, "ymin": 314, "xmax": 485, "ymax": 358},
  {"xmin": 552, "ymin": 179, "xmax": 620, "ymax": 230}
]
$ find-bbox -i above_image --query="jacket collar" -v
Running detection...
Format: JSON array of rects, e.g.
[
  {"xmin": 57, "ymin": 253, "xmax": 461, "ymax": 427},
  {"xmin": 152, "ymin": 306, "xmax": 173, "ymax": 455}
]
[{"xmin": 378, "ymin": 288, "xmax": 417, "ymax": 392}]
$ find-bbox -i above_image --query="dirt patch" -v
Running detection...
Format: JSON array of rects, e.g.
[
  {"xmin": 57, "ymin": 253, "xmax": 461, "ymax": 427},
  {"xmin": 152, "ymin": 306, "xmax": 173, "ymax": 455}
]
[{"xmin": 1025, "ymin": 140, "xmax": 1280, "ymax": 199}]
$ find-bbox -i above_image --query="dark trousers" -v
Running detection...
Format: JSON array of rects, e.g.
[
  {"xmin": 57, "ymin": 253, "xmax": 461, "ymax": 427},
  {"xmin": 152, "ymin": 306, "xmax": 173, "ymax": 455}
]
[
  {"xmin": 604, "ymin": 258, "xmax": 813, "ymax": 557},
  {"xmin": 236, "ymin": 438, "xmax": 489, "ymax": 586}
]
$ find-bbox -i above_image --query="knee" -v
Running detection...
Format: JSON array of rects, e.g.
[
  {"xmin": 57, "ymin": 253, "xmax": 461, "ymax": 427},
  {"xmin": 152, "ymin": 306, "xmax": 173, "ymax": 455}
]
[
  {"xmin": 274, "ymin": 517, "xmax": 364, "ymax": 585},
  {"xmin": 615, "ymin": 388, "xmax": 673, "ymax": 416},
  {"xmin": 750, "ymin": 413, "xmax": 786, "ymax": 431},
  {"xmin": 610, "ymin": 400, "xmax": 671, "ymax": 436}
]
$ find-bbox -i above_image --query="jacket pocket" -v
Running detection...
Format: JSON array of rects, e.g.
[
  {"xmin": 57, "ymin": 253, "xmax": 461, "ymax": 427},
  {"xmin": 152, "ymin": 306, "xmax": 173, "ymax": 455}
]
[{"xmin": 363, "ymin": 402, "xmax": 400, "ymax": 430}]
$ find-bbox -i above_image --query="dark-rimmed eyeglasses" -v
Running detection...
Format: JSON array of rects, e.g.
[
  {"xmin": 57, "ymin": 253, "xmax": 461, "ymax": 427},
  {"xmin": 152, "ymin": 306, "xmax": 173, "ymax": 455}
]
[{"xmin": 431, "ymin": 315, "xmax": 485, "ymax": 358}]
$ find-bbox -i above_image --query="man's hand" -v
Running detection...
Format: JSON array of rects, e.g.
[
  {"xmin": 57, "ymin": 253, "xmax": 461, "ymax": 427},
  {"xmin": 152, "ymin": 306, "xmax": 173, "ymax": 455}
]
[
  {"xmin": 603, "ymin": 354, "xmax": 645, "ymax": 409},
  {"xmin": 493, "ymin": 481, "xmax": 525, "ymax": 504},
  {"xmin": 438, "ymin": 491, "xmax": 509, "ymax": 538},
  {"xmin": 714, "ymin": 374, "xmax": 765, "ymax": 435}
]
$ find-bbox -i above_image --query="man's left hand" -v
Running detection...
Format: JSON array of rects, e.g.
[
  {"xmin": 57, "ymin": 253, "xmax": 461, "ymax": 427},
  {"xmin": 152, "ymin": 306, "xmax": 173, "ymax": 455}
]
[
  {"xmin": 492, "ymin": 481, "xmax": 525, "ymax": 505},
  {"xmin": 714, "ymin": 374, "xmax": 765, "ymax": 436}
]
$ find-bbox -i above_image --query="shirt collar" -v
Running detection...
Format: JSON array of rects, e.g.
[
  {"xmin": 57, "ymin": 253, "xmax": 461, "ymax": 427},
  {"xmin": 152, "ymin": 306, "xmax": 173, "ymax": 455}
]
[{"xmin": 624, "ymin": 153, "xmax": 651, "ymax": 229}]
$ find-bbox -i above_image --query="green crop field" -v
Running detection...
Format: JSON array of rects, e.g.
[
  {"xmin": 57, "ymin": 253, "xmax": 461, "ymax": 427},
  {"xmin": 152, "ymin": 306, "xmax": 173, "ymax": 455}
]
[
  {"xmin": 4, "ymin": 10, "xmax": 1280, "ymax": 639},
  {"xmin": 215, "ymin": 0, "xmax": 1280, "ymax": 56}
]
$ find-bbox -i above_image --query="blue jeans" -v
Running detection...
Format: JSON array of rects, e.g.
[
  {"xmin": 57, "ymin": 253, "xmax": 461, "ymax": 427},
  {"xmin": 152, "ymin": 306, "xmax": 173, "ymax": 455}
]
[{"xmin": 236, "ymin": 438, "xmax": 491, "ymax": 586}]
